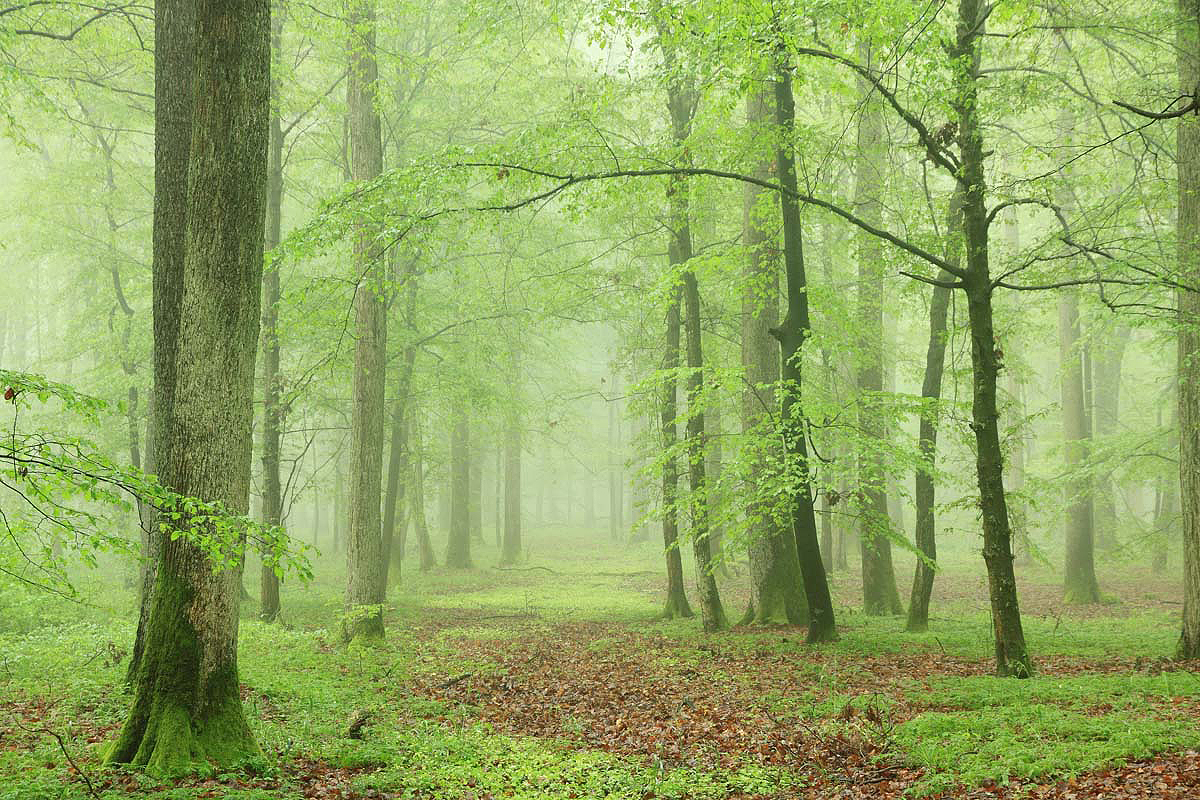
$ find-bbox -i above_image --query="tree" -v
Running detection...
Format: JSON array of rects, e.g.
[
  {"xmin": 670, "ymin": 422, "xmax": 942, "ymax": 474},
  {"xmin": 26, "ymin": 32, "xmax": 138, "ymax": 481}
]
[
  {"xmin": 769, "ymin": 46, "xmax": 836, "ymax": 643},
  {"xmin": 1177, "ymin": 0, "xmax": 1200, "ymax": 660},
  {"xmin": 852, "ymin": 39, "xmax": 903, "ymax": 617},
  {"xmin": 446, "ymin": 404, "xmax": 473, "ymax": 568},
  {"xmin": 342, "ymin": 0, "xmax": 387, "ymax": 643},
  {"xmin": 259, "ymin": 7, "xmax": 286, "ymax": 624},
  {"xmin": 107, "ymin": 0, "xmax": 269, "ymax": 770},
  {"xmin": 742, "ymin": 88, "xmax": 807, "ymax": 627}
]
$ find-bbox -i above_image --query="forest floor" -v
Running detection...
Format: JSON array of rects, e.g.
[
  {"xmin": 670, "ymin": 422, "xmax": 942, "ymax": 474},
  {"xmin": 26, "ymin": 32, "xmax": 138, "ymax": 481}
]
[{"xmin": 1, "ymin": 528, "xmax": 1198, "ymax": 799}]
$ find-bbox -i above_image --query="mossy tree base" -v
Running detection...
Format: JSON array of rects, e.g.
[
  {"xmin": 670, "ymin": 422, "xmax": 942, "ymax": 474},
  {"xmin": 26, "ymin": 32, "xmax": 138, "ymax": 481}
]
[
  {"xmin": 106, "ymin": 691, "xmax": 257, "ymax": 775},
  {"xmin": 662, "ymin": 588, "xmax": 694, "ymax": 620}
]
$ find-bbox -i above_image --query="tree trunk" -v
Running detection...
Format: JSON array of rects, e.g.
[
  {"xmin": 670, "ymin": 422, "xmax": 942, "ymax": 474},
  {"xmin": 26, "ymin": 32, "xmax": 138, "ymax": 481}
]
[
  {"xmin": 660, "ymin": 284, "xmax": 692, "ymax": 619},
  {"xmin": 608, "ymin": 370, "xmax": 624, "ymax": 541},
  {"xmin": 501, "ymin": 350, "xmax": 523, "ymax": 565},
  {"xmin": 770, "ymin": 52, "xmax": 835, "ymax": 643},
  {"xmin": 1060, "ymin": 290, "xmax": 1100, "ymax": 603},
  {"xmin": 258, "ymin": 8, "xmax": 286, "ymax": 624},
  {"xmin": 108, "ymin": 0, "xmax": 268, "ymax": 770},
  {"xmin": 1177, "ymin": 0, "xmax": 1200, "ymax": 660},
  {"xmin": 342, "ymin": 0, "xmax": 387, "ymax": 643},
  {"xmin": 469, "ymin": 439, "xmax": 483, "ymax": 543},
  {"xmin": 381, "ymin": 337, "xmax": 417, "ymax": 587},
  {"xmin": 906, "ymin": 191, "xmax": 961, "ymax": 633},
  {"xmin": 955, "ymin": 0, "xmax": 1031, "ymax": 676},
  {"xmin": 410, "ymin": 414, "xmax": 436, "ymax": 571},
  {"xmin": 683, "ymin": 271, "xmax": 728, "ymax": 631},
  {"xmin": 125, "ymin": 0, "xmax": 195, "ymax": 687},
  {"xmin": 852, "ymin": 40, "xmax": 903, "ymax": 617},
  {"xmin": 741, "ymin": 88, "xmax": 807, "ymax": 626},
  {"xmin": 446, "ymin": 406, "xmax": 472, "ymax": 568},
  {"xmin": 1092, "ymin": 325, "xmax": 1131, "ymax": 551}
]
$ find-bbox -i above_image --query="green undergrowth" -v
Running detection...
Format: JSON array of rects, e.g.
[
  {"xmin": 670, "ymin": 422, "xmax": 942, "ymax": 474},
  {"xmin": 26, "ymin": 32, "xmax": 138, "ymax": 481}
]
[{"xmin": 0, "ymin": 532, "xmax": 1197, "ymax": 798}]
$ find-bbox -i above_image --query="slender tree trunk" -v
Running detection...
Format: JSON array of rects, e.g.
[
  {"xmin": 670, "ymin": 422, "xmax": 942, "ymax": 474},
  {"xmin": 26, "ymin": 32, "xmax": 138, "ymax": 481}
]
[
  {"xmin": 852, "ymin": 40, "xmax": 902, "ymax": 616},
  {"xmin": 410, "ymin": 415, "xmax": 436, "ymax": 571},
  {"xmin": 770, "ymin": 51, "xmax": 835, "ymax": 642},
  {"xmin": 1177, "ymin": 0, "xmax": 1200, "ymax": 660},
  {"xmin": 446, "ymin": 406, "xmax": 472, "ymax": 568},
  {"xmin": 683, "ymin": 271, "xmax": 728, "ymax": 631},
  {"xmin": 660, "ymin": 284, "xmax": 692, "ymax": 619},
  {"xmin": 258, "ymin": 8, "xmax": 286, "ymax": 623},
  {"xmin": 501, "ymin": 349, "xmax": 523, "ymax": 565},
  {"xmin": 108, "ymin": 0, "xmax": 268, "ymax": 769},
  {"xmin": 1060, "ymin": 290, "xmax": 1100, "ymax": 603},
  {"xmin": 494, "ymin": 446, "xmax": 503, "ymax": 546},
  {"xmin": 741, "ymin": 88, "xmax": 807, "ymax": 626},
  {"xmin": 381, "ymin": 331, "xmax": 417, "ymax": 587},
  {"xmin": 954, "ymin": 0, "xmax": 1031, "ymax": 676},
  {"xmin": 608, "ymin": 370, "xmax": 624, "ymax": 541},
  {"xmin": 1092, "ymin": 325, "xmax": 1131, "ymax": 551},
  {"xmin": 342, "ymin": 0, "xmax": 387, "ymax": 643},
  {"xmin": 906, "ymin": 191, "xmax": 961, "ymax": 632},
  {"xmin": 469, "ymin": 440, "xmax": 483, "ymax": 543}
]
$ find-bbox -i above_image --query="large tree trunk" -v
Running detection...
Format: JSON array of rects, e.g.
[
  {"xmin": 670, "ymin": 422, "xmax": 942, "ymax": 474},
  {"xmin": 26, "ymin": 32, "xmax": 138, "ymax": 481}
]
[
  {"xmin": 125, "ymin": 0, "xmax": 194, "ymax": 687},
  {"xmin": 469, "ymin": 439, "xmax": 483, "ymax": 543},
  {"xmin": 741, "ymin": 88, "xmax": 807, "ymax": 626},
  {"xmin": 342, "ymin": 0, "xmax": 387, "ymax": 643},
  {"xmin": 770, "ymin": 52, "xmax": 835, "ymax": 643},
  {"xmin": 108, "ymin": 0, "xmax": 268, "ymax": 770},
  {"xmin": 906, "ymin": 191, "xmax": 961, "ymax": 632},
  {"xmin": 1177, "ymin": 0, "xmax": 1200, "ymax": 660},
  {"xmin": 1060, "ymin": 290, "xmax": 1100, "ymax": 603},
  {"xmin": 446, "ymin": 407, "xmax": 473, "ymax": 568},
  {"xmin": 259, "ymin": 8, "xmax": 286, "ymax": 624},
  {"xmin": 501, "ymin": 349, "xmax": 523, "ymax": 565},
  {"xmin": 852, "ymin": 40, "xmax": 903, "ymax": 617},
  {"xmin": 955, "ymin": 0, "xmax": 1031, "ymax": 677}
]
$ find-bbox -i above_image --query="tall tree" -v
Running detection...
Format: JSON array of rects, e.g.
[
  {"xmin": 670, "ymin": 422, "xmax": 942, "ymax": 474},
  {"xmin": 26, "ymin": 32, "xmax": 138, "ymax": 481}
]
[
  {"xmin": 342, "ymin": 0, "xmax": 387, "ymax": 642},
  {"xmin": 770, "ymin": 46, "xmax": 836, "ymax": 642},
  {"xmin": 1177, "ymin": 0, "xmax": 1200, "ymax": 660},
  {"xmin": 108, "ymin": 0, "xmax": 269, "ymax": 770},
  {"xmin": 742, "ymin": 88, "xmax": 807, "ymax": 626},
  {"xmin": 259, "ymin": 7, "xmax": 286, "ymax": 623},
  {"xmin": 1060, "ymin": 289, "xmax": 1100, "ymax": 603},
  {"xmin": 125, "ymin": 0, "xmax": 193, "ymax": 686},
  {"xmin": 906, "ymin": 191, "xmax": 960, "ymax": 632},
  {"xmin": 853, "ymin": 39, "xmax": 903, "ymax": 616}
]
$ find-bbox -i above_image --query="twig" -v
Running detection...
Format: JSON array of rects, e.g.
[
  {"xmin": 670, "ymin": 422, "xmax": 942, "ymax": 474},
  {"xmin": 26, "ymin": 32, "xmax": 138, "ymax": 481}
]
[
  {"xmin": 12, "ymin": 720, "xmax": 101, "ymax": 800},
  {"xmin": 437, "ymin": 672, "xmax": 474, "ymax": 689}
]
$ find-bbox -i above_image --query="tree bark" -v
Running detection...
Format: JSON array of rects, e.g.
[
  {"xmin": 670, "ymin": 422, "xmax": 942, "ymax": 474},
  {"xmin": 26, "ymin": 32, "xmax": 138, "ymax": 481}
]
[
  {"xmin": 769, "ymin": 51, "xmax": 835, "ymax": 642},
  {"xmin": 342, "ymin": 0, "xmax": 387, "ymax": 643},
  {"xmin": 258, "ymin": 7, "xmax": 286, "ymax": 624},
  {"xmin": 126, "ymin": 0, "xmax": 194, "ymax": 687},
  {"xmin": 741, "ymin": 88, "xmax": 807, "ymax": 626},
  {"xmin": 1092, "ymin": 325, "xmax": 1131, "ymax": 551},
  {"xmin": 906, "ymin": 190, "xmax": 961, "ymax": 632},
  {"xmin": 660, "ymin": 283, "xmax": 692, "ymax": 619},
  {"xmin": 683, "ymin": 270, "xmax": 728, "ymax": 631},
  {"xmin": 1177, "ymin": 0, "xmax": 1200, "ymax": 660},
  {"xmin": 852, "ymin": 39, "xmax": 903, "ymax": 616},
  {"xmin": 108, "ymin": 0, "xmax": 268, "ymax": 770},
  {"xmin": 954, "ymin": 0, "xmax": 1031, "ymax": 676}
]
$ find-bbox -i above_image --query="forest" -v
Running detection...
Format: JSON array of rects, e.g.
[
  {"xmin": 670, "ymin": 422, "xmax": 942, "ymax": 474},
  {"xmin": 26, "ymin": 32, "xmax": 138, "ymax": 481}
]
[{"xmin": 1, "ymin": 0, "xmax": 1199, "ymax": 797}]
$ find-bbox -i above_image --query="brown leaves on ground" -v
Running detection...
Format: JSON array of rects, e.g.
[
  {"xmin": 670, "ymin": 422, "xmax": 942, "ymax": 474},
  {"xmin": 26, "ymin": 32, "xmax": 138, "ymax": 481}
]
[{"xmin": 409, "ymin": 616, "xmax": 1200, "ymax": 799}]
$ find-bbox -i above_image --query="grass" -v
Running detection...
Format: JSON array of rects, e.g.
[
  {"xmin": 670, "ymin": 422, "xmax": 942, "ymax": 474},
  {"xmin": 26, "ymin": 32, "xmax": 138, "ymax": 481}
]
[{"xmin": 0, "ymin": 526, "xmax": 1196, "ymax": 797}]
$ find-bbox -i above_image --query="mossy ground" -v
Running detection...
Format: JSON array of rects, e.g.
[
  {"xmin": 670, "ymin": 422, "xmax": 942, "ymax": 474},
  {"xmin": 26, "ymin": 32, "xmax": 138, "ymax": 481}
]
[{"xmin": 0, "ymin": 526, "xmax": 1196, "ymax": 798}]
